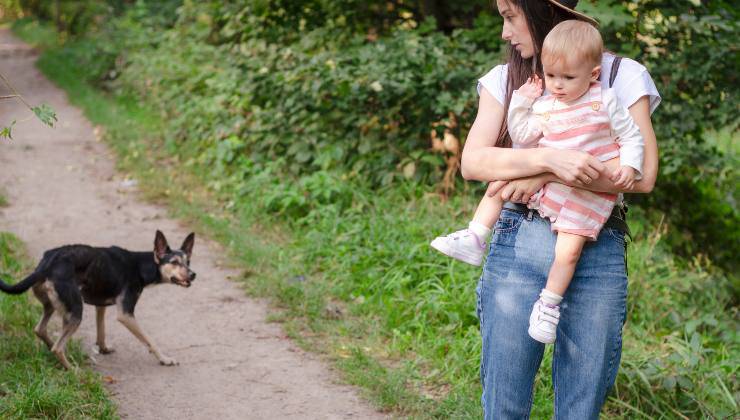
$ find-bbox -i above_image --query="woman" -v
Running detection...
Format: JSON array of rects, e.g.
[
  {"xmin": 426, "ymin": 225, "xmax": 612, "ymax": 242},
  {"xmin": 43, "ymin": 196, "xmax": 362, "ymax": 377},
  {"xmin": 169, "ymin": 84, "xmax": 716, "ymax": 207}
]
[{"xmin": 462, "ymin": 1, "xmax": 660, "ymax": 418}]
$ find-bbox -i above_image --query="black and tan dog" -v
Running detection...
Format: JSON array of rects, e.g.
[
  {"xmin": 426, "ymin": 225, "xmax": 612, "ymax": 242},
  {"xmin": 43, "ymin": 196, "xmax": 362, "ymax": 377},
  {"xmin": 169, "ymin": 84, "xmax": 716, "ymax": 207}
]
[{"xmin": 0, "ymin": 230, "xmax": 195, "ymax": 369}]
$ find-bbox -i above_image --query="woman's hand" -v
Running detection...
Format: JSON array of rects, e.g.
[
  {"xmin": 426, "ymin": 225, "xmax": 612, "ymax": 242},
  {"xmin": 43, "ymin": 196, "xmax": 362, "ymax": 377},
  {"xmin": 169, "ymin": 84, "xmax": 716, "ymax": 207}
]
[
  {"xmin": 486, "ymin": 180, "xmax": 508, "ymax": 198},
  {"xmin": 498, "ymin": 174, "xmax": 553, "ymax": 203},
  {"xmin": 541, "ymin": 149, "xmax": 606, "ymax": 185}
]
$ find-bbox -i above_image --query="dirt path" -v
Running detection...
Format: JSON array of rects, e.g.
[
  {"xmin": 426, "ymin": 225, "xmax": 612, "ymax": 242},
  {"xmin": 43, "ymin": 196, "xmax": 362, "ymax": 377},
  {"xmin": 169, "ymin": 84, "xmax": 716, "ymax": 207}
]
[{"xmin": 0, "ymin": 29, "xmax": 386, "ymax": 420}]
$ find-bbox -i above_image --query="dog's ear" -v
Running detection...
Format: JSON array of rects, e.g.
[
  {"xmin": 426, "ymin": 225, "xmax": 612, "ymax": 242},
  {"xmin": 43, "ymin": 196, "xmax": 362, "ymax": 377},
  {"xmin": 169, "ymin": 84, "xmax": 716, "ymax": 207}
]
[
  {"xmin": 180, "ymin": 232, "xmax": 195, "ymax": 259},
  {"xmin": 154, "ymin": 230, "xmax": 169, "ymax": 263}
]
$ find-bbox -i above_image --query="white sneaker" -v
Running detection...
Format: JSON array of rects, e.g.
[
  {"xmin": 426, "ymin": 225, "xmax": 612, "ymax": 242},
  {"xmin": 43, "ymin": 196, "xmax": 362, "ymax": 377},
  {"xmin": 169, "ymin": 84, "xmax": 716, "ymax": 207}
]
[
  {"xmin": 430, "ymin": 228, "xmax": 486, "ymax": 266},
  {"xmin": 528, "ymin": 299, "xmax": 560, "ymax": 344}
]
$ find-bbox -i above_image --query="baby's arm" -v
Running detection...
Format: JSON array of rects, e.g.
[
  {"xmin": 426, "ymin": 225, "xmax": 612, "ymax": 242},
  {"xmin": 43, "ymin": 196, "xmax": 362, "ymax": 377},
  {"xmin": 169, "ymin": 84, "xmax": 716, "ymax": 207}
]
[
  {"xmin": 507, "ymin": 76, "xmax": 544, "ymax": 148},
  {"xmin": 604, "ymin": 89, "xmax": 644, "ymax": 188}
]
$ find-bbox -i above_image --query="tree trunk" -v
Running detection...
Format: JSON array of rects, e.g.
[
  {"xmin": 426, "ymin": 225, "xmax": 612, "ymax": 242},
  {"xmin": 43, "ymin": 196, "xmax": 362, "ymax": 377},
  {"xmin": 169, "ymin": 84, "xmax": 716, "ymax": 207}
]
[{"xmin": 54, "ymin": 0, "xmax": 62, "ymax": 32}]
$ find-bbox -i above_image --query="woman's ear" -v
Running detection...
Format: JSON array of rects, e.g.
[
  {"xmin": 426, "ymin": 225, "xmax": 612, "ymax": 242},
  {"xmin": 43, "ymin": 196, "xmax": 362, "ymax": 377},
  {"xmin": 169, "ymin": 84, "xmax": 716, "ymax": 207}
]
[{"xmin": 591, "ymin": 65, "xmax": 602, "ymax": 82}]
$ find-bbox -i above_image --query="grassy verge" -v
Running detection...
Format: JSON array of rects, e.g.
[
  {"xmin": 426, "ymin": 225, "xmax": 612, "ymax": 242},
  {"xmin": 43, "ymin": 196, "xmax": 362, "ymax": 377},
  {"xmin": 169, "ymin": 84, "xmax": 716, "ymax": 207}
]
[
  {"xmin": 14, "ymin": 19, "xmax": 739, "ymax": 418},
  {"xmin": 8, "ymin": 17, "xmax": 58, "ymax": 47},
  {"xmin": 0, "ymin": 231, "xmax": 117, "ymax": 419}
]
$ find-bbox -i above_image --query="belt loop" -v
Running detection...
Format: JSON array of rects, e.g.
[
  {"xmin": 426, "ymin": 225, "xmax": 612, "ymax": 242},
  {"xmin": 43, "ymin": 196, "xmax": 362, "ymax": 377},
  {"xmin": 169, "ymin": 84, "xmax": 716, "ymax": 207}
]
[
  {"xmin": 618, "ymin": 199, "xmax": 628, "ymax": 214},
  {"xmin": 526, "ymin": 209, "xmax": 534, "ymax": 221}
]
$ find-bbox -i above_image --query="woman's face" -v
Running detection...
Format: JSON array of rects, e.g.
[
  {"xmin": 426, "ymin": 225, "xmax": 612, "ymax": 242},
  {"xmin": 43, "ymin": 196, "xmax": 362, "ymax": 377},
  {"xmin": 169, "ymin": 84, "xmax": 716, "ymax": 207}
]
[{"xmin": 497, "ymin": 0, "xmax": 534, "ymax": 59}]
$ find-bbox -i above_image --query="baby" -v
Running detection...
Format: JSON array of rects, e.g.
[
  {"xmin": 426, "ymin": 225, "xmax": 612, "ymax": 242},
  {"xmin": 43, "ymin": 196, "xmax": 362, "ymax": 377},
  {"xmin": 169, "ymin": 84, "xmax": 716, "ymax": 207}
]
[{"xmin": 431, "ymin": 20, "xmax": 644, "ymax": 344}]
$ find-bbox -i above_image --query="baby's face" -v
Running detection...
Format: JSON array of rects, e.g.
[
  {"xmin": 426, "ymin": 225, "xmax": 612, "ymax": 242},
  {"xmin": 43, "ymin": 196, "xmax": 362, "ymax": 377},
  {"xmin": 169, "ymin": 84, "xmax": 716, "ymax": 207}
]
[{"xmin": 543, "ymin": 56, "xmax": 600, "ymax": 103}]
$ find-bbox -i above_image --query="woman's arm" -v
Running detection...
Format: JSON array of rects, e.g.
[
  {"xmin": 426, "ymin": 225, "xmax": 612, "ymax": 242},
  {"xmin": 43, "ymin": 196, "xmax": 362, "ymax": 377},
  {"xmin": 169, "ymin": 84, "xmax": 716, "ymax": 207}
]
[
  {"xmin": 461, "ymin": 87, "xmax": 605, "ymax": 183},
  {"xmin": 460, "ymin": 88, "xmax": 545, "ymax": 181},
  {"xmin": 627, "ymin": 96, "xmax": 658, "ymax": 192}
]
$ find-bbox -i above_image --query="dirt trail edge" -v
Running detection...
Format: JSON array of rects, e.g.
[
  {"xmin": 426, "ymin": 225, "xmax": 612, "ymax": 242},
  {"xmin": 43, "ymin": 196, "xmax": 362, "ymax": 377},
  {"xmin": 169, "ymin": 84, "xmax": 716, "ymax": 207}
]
[{"xmin": 0, "ymin": 29, "xmax": 386, "ymax": 420}]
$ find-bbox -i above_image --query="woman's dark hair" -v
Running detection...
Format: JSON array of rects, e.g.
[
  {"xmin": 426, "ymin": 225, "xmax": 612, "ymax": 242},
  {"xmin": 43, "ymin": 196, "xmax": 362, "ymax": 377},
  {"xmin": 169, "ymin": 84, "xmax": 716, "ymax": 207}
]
[{"xmin": 496, "ymin": 0, "xmax": 573, "ymax": 148}]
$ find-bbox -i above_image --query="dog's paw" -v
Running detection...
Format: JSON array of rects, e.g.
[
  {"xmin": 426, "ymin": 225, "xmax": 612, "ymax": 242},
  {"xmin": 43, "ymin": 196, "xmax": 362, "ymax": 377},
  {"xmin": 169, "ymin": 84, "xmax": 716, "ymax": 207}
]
[
  {"xmin": 94, "ymin": 344, "xmax": 115, "ymax": 355},
  {"xmin": 159, "ymin": 356, "xmax": 179, "ymax": 366}
]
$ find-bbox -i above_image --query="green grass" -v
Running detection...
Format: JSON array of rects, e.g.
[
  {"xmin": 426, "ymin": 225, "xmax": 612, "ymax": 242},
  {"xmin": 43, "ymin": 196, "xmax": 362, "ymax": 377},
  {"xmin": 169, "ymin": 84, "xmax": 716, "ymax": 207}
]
[
  {"xmin": 10, "ymin": 17, "xmax": 60, "ymax": 49},
  {"xmin": 16, "ymin": 20, "xmax": 739, "ymax": 418},
  {"xmin": 0, "ymin": 232, "xmax": 118, "ymax": 419}
]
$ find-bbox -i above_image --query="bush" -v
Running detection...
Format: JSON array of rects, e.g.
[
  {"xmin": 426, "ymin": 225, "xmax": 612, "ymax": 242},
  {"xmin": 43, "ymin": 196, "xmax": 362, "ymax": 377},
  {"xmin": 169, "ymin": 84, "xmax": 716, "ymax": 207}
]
[{"xmin": 87, "ymin": 2, "xmax": 498, "ymax": 190}]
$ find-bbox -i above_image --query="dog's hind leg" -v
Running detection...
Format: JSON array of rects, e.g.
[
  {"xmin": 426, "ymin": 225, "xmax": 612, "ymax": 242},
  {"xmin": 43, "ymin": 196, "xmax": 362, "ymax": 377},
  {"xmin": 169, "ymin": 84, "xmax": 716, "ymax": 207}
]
[
  {"xmin": 51, "ymin": 313, "xmax": 81, "ymax": 370},
  {"xmin": 94, "ymin": 306, "xmax": 114, "ymax": 354},
  {"xmin": 48, "ymin": 267, "xmax": 84, "ymax": 370},
  {"xmin": 32, "ymin": 283, "xmax": 55, "ymax": 349}
]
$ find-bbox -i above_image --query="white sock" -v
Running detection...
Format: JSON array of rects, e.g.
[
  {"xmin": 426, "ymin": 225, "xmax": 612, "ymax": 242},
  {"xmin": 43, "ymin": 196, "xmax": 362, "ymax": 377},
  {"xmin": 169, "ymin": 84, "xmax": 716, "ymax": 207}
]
[
  {"xmin": 540, "ymin": 288, "xmax": 563, "ymax": 306},
  {"xmin": 468, "ymin": 221, "xmax": 492, "ymax": 239}
]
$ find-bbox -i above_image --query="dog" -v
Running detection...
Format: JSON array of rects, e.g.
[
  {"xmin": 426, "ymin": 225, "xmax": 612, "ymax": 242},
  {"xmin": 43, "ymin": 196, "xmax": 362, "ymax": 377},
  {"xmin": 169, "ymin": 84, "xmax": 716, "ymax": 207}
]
[{"xmin": 0, "ymin": 230, "xmax": 195, "ymax": 369}]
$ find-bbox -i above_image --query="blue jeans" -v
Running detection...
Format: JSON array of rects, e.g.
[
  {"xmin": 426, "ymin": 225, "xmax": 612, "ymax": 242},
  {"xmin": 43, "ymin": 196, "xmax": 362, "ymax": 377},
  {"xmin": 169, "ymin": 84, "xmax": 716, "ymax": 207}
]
[{"xmin": 477, "ymin": 208, "xmax": 628, "ymax": 419}]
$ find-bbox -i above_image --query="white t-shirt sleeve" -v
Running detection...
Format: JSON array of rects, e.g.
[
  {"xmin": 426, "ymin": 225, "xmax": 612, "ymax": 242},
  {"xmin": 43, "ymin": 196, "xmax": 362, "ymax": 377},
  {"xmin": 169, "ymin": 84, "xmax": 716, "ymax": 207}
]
[
  {"xmin": 477, "ymin": 64, "xmax": 508, "ymax": 105},
  {"xmin": 605, "ymin": 56, "xmax": 661, "ymax": 114},
  {"xmin": 603, "ymin": 88, "xmax": 644, "ymax": 178}
]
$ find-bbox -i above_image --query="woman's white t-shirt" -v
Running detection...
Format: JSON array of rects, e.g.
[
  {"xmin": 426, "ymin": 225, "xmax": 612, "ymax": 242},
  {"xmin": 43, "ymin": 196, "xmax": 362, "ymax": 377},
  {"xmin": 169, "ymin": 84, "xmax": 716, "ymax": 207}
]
[{"xmin": 477, "ymin": 53, "xmax": 661, "ymax": 114}]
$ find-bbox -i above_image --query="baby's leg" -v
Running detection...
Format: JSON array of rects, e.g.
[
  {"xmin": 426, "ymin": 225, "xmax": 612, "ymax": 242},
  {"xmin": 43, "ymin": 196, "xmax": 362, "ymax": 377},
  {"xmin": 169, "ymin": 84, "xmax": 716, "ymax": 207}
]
[
  {"xmin": 546, "ymin": 232, "xmax": 587, "ymax": 295},
  {"xmin": 528, "ymin": 232, "xmax": 587, "ymax": 344},
  {"xmin": 429, "ymin": 183, "xmax": 504, "ymax": 266},
  {"xmin": 471, "ymin": 182, "xmax": 505, "ymax": 228}
]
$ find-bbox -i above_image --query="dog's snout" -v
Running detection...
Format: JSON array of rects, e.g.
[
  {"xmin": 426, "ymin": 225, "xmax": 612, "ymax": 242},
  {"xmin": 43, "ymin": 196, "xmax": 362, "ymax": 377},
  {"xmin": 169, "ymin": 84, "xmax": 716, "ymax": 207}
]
[{"xmin": 190, "ymin": 271, "xmax": 196, "ymax": 281}]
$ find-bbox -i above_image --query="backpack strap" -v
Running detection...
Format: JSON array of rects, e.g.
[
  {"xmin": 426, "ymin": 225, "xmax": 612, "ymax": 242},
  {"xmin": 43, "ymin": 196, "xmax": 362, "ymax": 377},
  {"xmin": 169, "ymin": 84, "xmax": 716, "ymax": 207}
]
[{"xmin": 609, "ymin": 56, "xmax": 622, "ymax": 88}]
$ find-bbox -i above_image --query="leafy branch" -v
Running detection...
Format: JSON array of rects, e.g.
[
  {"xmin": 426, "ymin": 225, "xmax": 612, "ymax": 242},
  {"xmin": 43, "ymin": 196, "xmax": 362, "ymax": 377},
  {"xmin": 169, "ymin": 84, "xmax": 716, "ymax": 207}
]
[{"xmin": 0, "ymin": 70, "xmax": 57, "ymax": 140}]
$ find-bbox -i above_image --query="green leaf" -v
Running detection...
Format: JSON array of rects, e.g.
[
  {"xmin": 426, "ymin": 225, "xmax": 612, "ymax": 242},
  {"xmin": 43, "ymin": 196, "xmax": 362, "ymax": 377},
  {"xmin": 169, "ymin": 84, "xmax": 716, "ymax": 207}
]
[
  {"xmin": 677, "ymin": 375, "xmax": 694, "ymax": 390},
  {"xmin": 685, "ymin": 319, "xmax": 700, "ymax": 335},
  {"xmin": 662, "ymin": 376, "xmax": 677, "ymax": 390},
  {"xmin": 578, "ymin": 1, "xmax": 632, "ymax": 28},
  {"xmin": 31, "ymin": 104, "xmax": 57, "ymax": 127},
  {"xmin": 0, "ymin": 120, "xmax": 16, "ymax": 140},
  {"xmin": 690, "ymin": 332, "xmax": 702, "ymax": 351}
]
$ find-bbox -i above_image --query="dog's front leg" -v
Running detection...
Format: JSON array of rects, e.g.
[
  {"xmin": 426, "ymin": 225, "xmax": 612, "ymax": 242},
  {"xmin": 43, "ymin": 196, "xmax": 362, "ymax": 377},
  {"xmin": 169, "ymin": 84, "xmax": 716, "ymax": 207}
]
[
  {"xmin": 116, "ymin": 309, "xmax": 178, "ymax": 366},
  {"xmin": 94, "ymin": 306, "xmax": 115, "ymax": 354}
]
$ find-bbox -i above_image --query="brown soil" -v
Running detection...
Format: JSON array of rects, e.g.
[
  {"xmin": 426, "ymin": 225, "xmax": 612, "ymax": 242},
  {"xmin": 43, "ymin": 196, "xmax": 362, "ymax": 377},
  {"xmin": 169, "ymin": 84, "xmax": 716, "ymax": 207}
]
[{"xmin": 0, "ymin": 28, "xmax": 386, "ymax": 420}]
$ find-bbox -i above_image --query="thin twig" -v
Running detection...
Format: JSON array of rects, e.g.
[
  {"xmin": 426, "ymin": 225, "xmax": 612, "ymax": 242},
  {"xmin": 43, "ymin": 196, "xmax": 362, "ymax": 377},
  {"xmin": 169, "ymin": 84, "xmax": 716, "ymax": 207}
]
[
  {"xmin": 0, "ymin": 70, "xmax": 33, "ymax": 110},
  {"xmin": 0, "ymin": 94, "xmax": 20, "ymax": 100}
]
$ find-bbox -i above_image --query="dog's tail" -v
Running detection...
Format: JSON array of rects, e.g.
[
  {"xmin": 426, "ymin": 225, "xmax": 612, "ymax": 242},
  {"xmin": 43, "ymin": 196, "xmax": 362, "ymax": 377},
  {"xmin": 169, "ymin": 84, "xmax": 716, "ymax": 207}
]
[{"xmin": 0, "ymin": 271, "xmax": 44, "ymax": 294}]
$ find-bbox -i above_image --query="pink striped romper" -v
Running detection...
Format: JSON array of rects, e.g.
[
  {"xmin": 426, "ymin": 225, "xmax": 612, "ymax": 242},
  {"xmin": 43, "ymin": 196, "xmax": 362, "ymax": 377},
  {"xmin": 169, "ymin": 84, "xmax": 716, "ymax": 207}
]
[{"xmin": 507, "ymin": 83, "xmax": 644, "ymax": 240}]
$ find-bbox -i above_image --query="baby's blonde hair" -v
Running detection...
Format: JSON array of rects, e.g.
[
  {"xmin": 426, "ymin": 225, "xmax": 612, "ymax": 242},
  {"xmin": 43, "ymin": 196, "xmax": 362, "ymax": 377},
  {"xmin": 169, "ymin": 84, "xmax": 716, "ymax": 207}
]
[{"xmin": 542, "ymin": 20, "xmax": 603, "ymax": 68}]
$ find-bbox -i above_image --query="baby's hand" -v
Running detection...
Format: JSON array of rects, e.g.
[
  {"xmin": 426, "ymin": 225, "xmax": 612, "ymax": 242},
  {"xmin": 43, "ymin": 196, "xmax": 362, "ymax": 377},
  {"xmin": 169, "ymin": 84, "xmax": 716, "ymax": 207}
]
[
  {"xmin": 611, "ymin": 166, "xmax": 636, "ymax": 190},
  {"xmin": 517, "ymin": 75, "xmax": 544, "ymax": 99}
]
